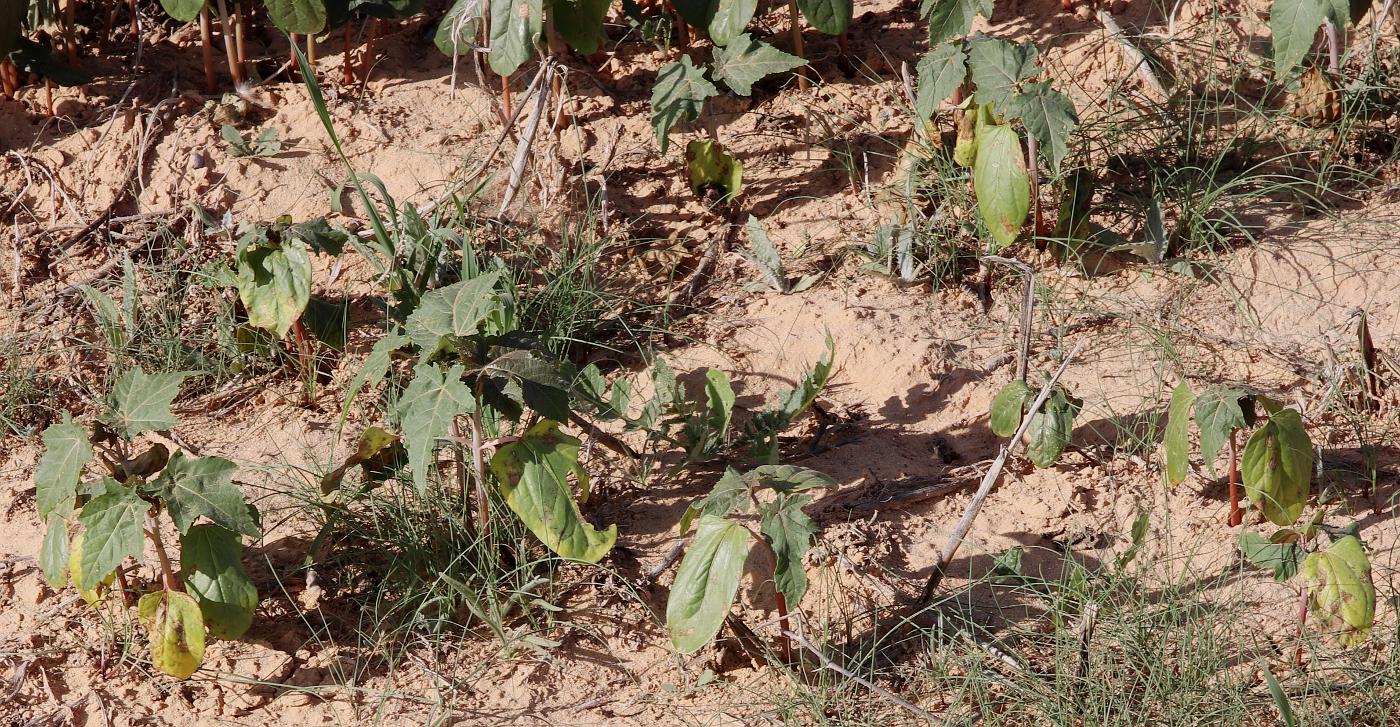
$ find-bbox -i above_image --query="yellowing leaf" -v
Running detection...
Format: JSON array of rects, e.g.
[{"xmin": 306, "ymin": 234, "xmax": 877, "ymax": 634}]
[
  {"xmin": 1241, "ymin": 408, "xmax": 1312, "ymax": 526},
  {"xmin": 490, "ymin": 421, "xmax": 617, "ymax": 562},
  {"xmin": 973, "ymin": 122, "xmax": 1030, "ymax": 250},
  {"xmin": 1302, "ymin": 535, "xmax": 1374, "ymax": 647},
  {"xmin": 138, "ymin": 590, "xmax": 207, "ymax": 679}
]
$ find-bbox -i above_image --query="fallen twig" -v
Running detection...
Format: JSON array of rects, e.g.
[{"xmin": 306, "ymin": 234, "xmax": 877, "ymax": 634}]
[{"xmin": 1098, "ymin": 10, "xmax": 1169, "ymax": 102}]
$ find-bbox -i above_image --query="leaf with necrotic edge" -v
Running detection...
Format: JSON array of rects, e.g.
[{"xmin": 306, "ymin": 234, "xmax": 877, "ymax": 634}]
[
  {"xmin": 139, "ymin": 590, "xmax": 206, "ymax": 680},
  {"xmin": 1241, "ymin": 408, "xmax": 1312, "ymax": 526},
  {"xmin": 491, "ymin": 420, "xmax": 617, "ymax": 562},
  {"xmin": 972, "ymin": 122, "xmax": 1030, "ymax": 250}
]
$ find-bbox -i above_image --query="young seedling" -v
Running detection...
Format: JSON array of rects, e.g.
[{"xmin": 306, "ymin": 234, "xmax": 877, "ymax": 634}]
[
  {"xmin": 666, "ymin": 465, "xmax": 837, "ymax": 657},
  {"xmin": 221, "ymin": 124, "xmax": 284, "ymax": 158},
  {"xmin": 742, "ymin": 216, "xmax": 822, "ymax": 294},
  {"xmin": 1164, "ymin": 383, "xmax": 1313, "ymax": 527},
  {"xmin": 35, "ymin": 369, "xmax": 260, "ymax": 680}
]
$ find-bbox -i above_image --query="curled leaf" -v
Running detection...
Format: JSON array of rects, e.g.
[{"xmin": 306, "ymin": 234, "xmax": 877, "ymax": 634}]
[
  {"xmin": 1302, "ymin": 535, "xmax": 1374, "ymax": 647},
  {"xmin": 138, "ymin": 590, "xmax": 207, "ymax": 679}
]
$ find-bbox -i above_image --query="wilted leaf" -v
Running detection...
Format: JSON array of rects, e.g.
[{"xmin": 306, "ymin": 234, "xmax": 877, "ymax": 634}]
[
  {"xmin": 651, "ymin": 57, "xmax": 718, "ymax": 154},
  {"xmin": 1302, "ymin": 535, "xmax": 1374, "ymax": 647},
  {"xmin": 320, "ymin": 427, "xmax": 402, "ymax": 494},
  {"xmin": 106, "ymin": 369, "xmax": 194, "ymax": 439},
  {"xmin": 490, "ymin": 420, "xmax": 617, "ymax": 562},
  {"xmin": 712, "ymin": 34, "xmax": 805, "ymax": 95},
  {"xmin": 1025, "ymin": 385, "xmax": 1081, "ymax": 467},
  {"xmin": 1164, "ymin": 381, "xmax": 1194, "ymax": 486},
  {"xmin": 488, "ymin": 0, "xmax": 542, "ymax": 75},
  {"xmin": 686, "ymin": 140, "xmax": 743, "ymax": 203},
  {"xmin": 1241, "ymin": 408, "xmax": 1312, "ymax": 526},
  {"xmin": 181, "ymin": 524, "xmax": 258, "ymax": 640},
  {"xmin": 1240, "ymin": 529, "xmax": 1303, "ymax": 581},
  {"xmin": 149, "ymin": 453, "xmax": 258, "ymax": 537},
  {"xmin": 743, "ymin": 465, "xmax": 837, "ymax": 493},
  {"xmin": 435, "ymin": 0, "xmax": 485, "ymax": 55},
  {"xmin": 36, "ymin": 415, "xmax": 91, "ymax": 520},
  {"xmin": 396, "ymin": 363, "xmax": 475, "ymax": 496},
  {"xmin": 667, "ymin": 515, "xmax": 751, "ymax": 653},
  {"xmin": 138, "ymin": 590, "xmax": 206, "ymax": 679},
  {"xmin": 973, "ymin": 121, "xmax": 1030, "ymax": 250},
  {"xmin": 989, "ymin": 380, "xmax": 1032, "ymax": 438}
]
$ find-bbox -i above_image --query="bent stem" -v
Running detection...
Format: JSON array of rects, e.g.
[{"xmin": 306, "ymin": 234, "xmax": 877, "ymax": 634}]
[
  {"xmin": 469, "ymin": 402, "xmax": 491, "ymax": 537},
  {"xmin": 1227, "ymin": 430, "xmax": 1242, "ymax": 527}
]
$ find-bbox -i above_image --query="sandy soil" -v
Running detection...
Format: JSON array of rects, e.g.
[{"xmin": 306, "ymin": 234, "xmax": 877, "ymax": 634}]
[{"xmin": 2, "ymin": 0, "xmax": 1399, "ymax": 724}]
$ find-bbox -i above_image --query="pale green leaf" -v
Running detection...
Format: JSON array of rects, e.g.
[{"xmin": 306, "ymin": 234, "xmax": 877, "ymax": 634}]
[
  {"xmin": 1271, "ymin": 0, "xmax": 1329, "ymax": 79},
  {"xmin": 989, "ymin": 380, "xmax": 1032, "ymax": 438},
  {"xmin": 709, "ymin": 0, "xmax": 757, "ymax": 46},
  {"xmin": 36, "ymin": 415, "xmax": 91, "ymax": 520},
  {"xmin": 1241, "ymin": 408, "xmax": 1312, "ymax": 526},
  {"xmin": 712, "ymin": 34, "xmax": 805, "ymax": 95},
  {"xmin": 404, "ymin": 272, "xmax": 504, "ymax": 356},
  {"xmin": 1195, "ymin": 386, "xmax": 1253, "ymax": 475},
  {"xmin": 1164, "ymin": 381, "xmax": 1194, "ymax": 485},
  {"xmin": 41, "ymin": 516, "xmax": 69, "ymax": 589},
  {"xmin": 435, "ymin": 0, "xmax": 485, "ymax": 56},
  {"xmin": 968, "ymin": 37, "xmax": 1039, "ymax": 107},
  {"xmin": 743, "ymin": 464, "xmax": 837, "ymax": 493},
  {"xmin": 1240, "ymin": 529, "xmax": 1302, "ymax": 581},
  {"xmin": 396, "ymin": 363, "xmax": 475, "ymax": 496},
  {"xmin": 686, "ymin": 139, "xmax": 744, "ymax": 202},
  {"xmin": 488, "ymin": 0, "xmax": 542, "ymax": 75},
  {"xmin": 651, "ymin": 57, "xmax": 718, "ymax": 154},
  {"xmin": 234, "ymin": 236, "xmax": 312, "ymax": 338},
  {"xmin": 679, "ymin": 468, "xmax": 750, "ymax": 535},
  {"xmin": 490, "ymin": 420, "xmax": 617, "ymax": 562},
  {"xmin": 973, "ymin": 122, "xmax": 1030, "ymax": 250},
  {"xmin": 1302, "ymin": 534, "xmax": 1374, "ymax": 647},
  {"xmin": 181, "ymin": 524, "xmax": 258, "ymax": 640},
  {"xmin": 138, "ymin": 590, "xmax": 206, "ymax": 680},
  {"xmin": 106, "ymin": 369, "xmax": 194, "ymax": 439},
  {"xmin": 667, "ymin": 515, "xmax": 751, "ymax": 653},
  {"xmin": 340, "ymin": 332, "xmax": 409, "ymax": 427}
]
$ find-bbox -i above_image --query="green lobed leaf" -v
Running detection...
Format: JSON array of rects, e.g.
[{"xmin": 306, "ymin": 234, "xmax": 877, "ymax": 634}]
[
  {"xmin": 158, "ymin": 0, "xmax": 205, "ymax": 22},
  {"xmin": 149, "ymin": 453, "xmax": 258, "ymax": 537},
  {"xmin": 743, "ymin": 464, "xmax": 837, "ymax": 493},
  {"xmin": 709, "ymin": 0, "xmax": 757, "ymax": 46},
  {"xmin": 1003, "ymin": 81, "xmax": 1077, "ymax": 171},
  {"xmin": 973, "ymin": 121, "xmax": 1030, "ymax": 250},
  {"xmin": 666, "ymin": 514, "xmax": 751, "ymax": 653},
  {"xmin": 1302, "ymin": 535, "xmax": 1374, "ymax": 647},
  {"xmin": 490, "ymin": 420, "xmax": 617, "ymax": 562},
  {"xmin": 651, "ymin": 57, "xmax": 719, "ymax": 154},
  {"xmin": 41, "ymin": 516, "xmax": 69, "ymax": 589},
  {"xmin": 1194, "ymin": 386, "xmax": 1253, "ymax": 475},
  {"xmin": 1164, "ymin": 381, "xmax": 1194, "ymax": 486},
  {"xmin": 1271, "ymin": 0, "xmax": 1329, "ymax": 79},
  {"xmin": 1241, "ymin": 408, "xmax": 1312, "ymax": 526},
  {"xmin": 435, "ymin": 0, "xmax": 485, "ymax": 56},
  {"xmin": 264, "ymin": 0, "xmax": 327, "ymax": 33},
  {"xmin": 396, "ymin": 363, "xmax": 475, "ymax": 496},
  {"xmin": 796, "ymin": 0, "xmax": 851, "ymax": 35},
  {"xmin": 759, "ymin": 493, "xmax": 818, "ymax": 606},
  {"xmin": 106, "ymin": 369, "xmax": 194, "ymax": 439},
  {"xmin": 1240, "ymin": 529, "xmax": 1303, "ymax": 581},
  {"xmin": 181, "ymin": 524, "xmax": 258, "ymax": 640},
  {"xmin": 712, "ymin": 34, "xmax": 806, "ymax": 96},
  {"xmin": 915, "ymin": 42, "xmax": 968, "ymax": 121},
  {"xmin": 924, "ymin": 0, "xmax": 992, "ymax": 45},
  {"xmin": 35, "ymin": 415, "xmax": 91, "ymax": 520},
  {"xmin": 234, "ymin": 235, "xmax": 313, "ymax": 339},
  {"xmin": 138, "ymin": 590, "xmax": 206, "ymax": 680},
  {"xmin": 488, "ymin": 0, "xmax": 542, "ymax": 76},
  {"xmin": 967, "ymin": 38, "xmax": 1039, "ymax": 107},
  {"xmin": 404, "ymin": 272, "xmax": 505, "ymax": 356},
  {"xmin": 551, "ymin": 0, "xmax": 610, "ymax": 53},
  {"xmin": 679, "ymin": 468, "xmax": 750, "ymax": 535},
  {"xmin": 989, "ymin": 380, "xmax": 1032, "ymax": 438},
  {"xmin": 1025, "ymin": 385, "xmax": 1081, "ymax": 467},
  {"xmin": 77, "ymin": 481, "xmax": 148, "ymax": 592}
]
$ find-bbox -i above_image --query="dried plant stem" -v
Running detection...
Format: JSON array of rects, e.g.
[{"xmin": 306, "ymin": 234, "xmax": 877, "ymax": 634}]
[
  {"xmin": 215, "ymin": 0, "xmax": 244, "ymax": 86},
  {"xmin": 1098, "ymin": 10, "xmax": 1167, "ymax": 102},
  {"xmin": 498, "ymin": 63, "xmax": 554, "ymax": 216}
]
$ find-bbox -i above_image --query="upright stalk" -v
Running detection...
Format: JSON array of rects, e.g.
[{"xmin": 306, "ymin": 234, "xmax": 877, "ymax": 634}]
[
  {"xmin": 360, "ymin": 18, "xmax": 378, "ymax": 81},
  {"xmin": 469, "ymin": 406, "xmax": 491, "ymax": 536},
  {"xmin": 343, "ymin": 22, "xmax": 354, "ymax": 83},
  {"xmin": 215, "ymin": 0, "xmax": 244, "ymax": 86},
  {"xmin": 1227, "ymin": 430, "xmax": 1242, "ymax": 527},
  {"xmin": 234, "ymin": 2, "xmax": 248, "ymax": 76},
  {"xmin": 129, "ymin": 0, "xmax": 139, "ymax": 34},
  {"xmin": 145, "ymin": 514, "xmax": 180, "ymax": 592},
  {"xmin": 789, "ymin": 0, "xmax": 807, "ymax": 90},
  {"xmin": 199, "ymin": 7, "xmax": 217, "ymax": 93},
  {"xmin": 64, "ymin": 0, "xmax": 78, "ymax": 63},
  {"xmin": 1323, "ymin": 21, "xmax": 1340, "ymax": 72},
  {"xmin": 307, "ymin": 33, "xmax": 317, "ymax": 66},
  {"xmin": 1026, "ymin": 133, "xmax": 1042, "ymax": 236}
]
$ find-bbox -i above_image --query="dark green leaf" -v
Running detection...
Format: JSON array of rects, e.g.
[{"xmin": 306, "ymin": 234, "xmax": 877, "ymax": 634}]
[
  {"xmin": 0, "ymin": 0, "xmax": 25, "ymax": 56},
  {"xmin": 396, "ymin": 363, "xmax": 475, "ymax": 496},
  {"xmin": 41, "ymin": 516, "xmax": 69, "ymax": 589},
  {"xmin": 712, "ymin": 34, "xmax": 805, "ymax": 95},
  {"xmin": 666, "ymin": 514, "xmax": 751, "ymax": 653},
  {"xmin": 404, "ymin": 271, "xmax": 505, "ymax": 355},
  {"xmin": 158, "ymin": 0, "xmax": 205, "ymax": 22},
  {"xmin": 552, "ymin": 0, "xmax": 610, "ymax": 53},
  {"xmin": 77, "ymin": 482, "xmax": 147, "ymax": 591},
  {"xmin": 490, "ymin": 420, "xmax": 617, "ymax": 561},
  {"xmin": 989, "ymin": 380, "xmax": 1032, "ymax": 438},
  {"xmin": 924, "ymin": 0, "xmax": 992, "ymax": 45},
  {"xmin": 340, "ymin": 332, "xmax": 408, "ymax": 426},
  {"xmin": 303, "ymin": 297, "xmax": 348, "ymax": 351},
  {"xmin": 150, "ymin": 453, "xmax": 258, "ymax": 537},
  {"xmin": 181, "ymin": 524, "xmax": 258, "ymax": 640},
  {"xmin": 488, "ymin": 0, "xmax": 542, "ymax": 76},
  {"xmin": 744, "ymin": 464, "xmax": 837, "ymax": 493},
  {"xmin": 679, "ymin": 468, "xmax": 750, "ymax": 535},
  {"xmin": 1003, "ymin": 81, "xmax": 1077, "ymax": 170},
  {"xmin": 759, "ymin": 493, "xmax": 818, "ymax": 605},
  {"xmin": 796, "ymin": 0, "xmax": 851, "ymax": 35},
  {"xmin": 1026, "ymin": 385, "xmax": 1081, "ymax": 467},
  {"xmin": 1240, "ymin": 529, "xmax": 1303, "ymax": 581},
  {"xmin": 967, "ymin": 38, "xmax": 1039, "ymax": 107},
  {"xmin": 265, "ymin": 0, "xmax": 327, "ymax": 33},
  {"xmin": 1194, "ymin": 386, "xmax": 1252, "ymax": 475},
  {"xmin": 435, "ymin": 0, "xmax": 485, "ymax": 56},
  {"xmin": 651, "ymin": 57, "xmax": 718, "ymax": 154}
]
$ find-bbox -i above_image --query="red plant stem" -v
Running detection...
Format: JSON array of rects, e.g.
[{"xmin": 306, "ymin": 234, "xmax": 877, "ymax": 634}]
[
  {"xmin": 234, "ymin": 3, "xmax": 248, "ymax": 76},
  {"xmin": 64, "ymin": 0, "xmax": 78, "ymax": 63},
  {"xmin": 291, "ymin": 318, "xmax": 313, "ymax": 399},
  {"xmin": 838, "ymin": 30, "xmax": 848, "ymax": 59},
  {"xmin": 774, "ymin": 591, "xmax": 793, "ymax": 662},
  {"xmin": 0, "ymin": 61, "xmax": 15, "ymax": 100},
  {"xmin": 1227, "ymin": 431, "xmax": 1242, "ymax": 526},
  {"xmin": 470, "ymin": 407, "xmax": 491, "ymax": 537},
  {"xmin": 360, "ymin": 18, "xmax": 377, "ymax": 81},
  {"xmin": 789, "ymin": 0, "xmax": 808, "ymax": 90},
  {"xmin": 44, "ymin": 80, "xmax": 54, "ymax": 116},
  {"xmin": 1294, "ymin": 581, "xmax": 1308, "ymax": 666},
  {"xmin": 215, "ymin": 0, "xmax": 242, "ymax": 86},
  {"xmin": 129, "ymin": 0, "xmax": 139, "ymax": 35},
  {"xmin": 115, "ymin": 568, "xmax": 134, "ymax": 605},
  {"xmin": 1027, "ymin": 133, "xmax": 1042, "ymax": 236},
  {"xmin": 199, "ymin": 7, "xmax": 217, "ymax": 93}
]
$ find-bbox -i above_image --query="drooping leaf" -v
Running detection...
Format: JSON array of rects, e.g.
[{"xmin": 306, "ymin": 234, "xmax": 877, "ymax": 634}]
[
  {"xmin": 138, "ymin": 590, "xmax": 206, "ymax": 680},
  {"xmin": 1053, "ymin": 168, "xmax": 1096, "ymax": 251},
  {"xmin": 1164, "ymin": 381, "xmax": 1194, "ymax": 486},
  {"xmin": 1271, "ymin": 0, "xmax": 1330, "ymax": 79},
  {"xmin": 708, "ymin": 0, "xmax": 757, "ymax": 46},
  {"xmin": 435, "ymin": 0, "xmax": 485, "ymax": 56},
  {"xmin": 283, "ymin": 217, "xmax": 348, "ymax": 256},
  {"xmin": 796, "ymin": 0, "xmax": 851, "ymax": 35},
  {"xmin": 967, "ymin": 38, "xmax": 1039, "ymax": 108},
  {"xmin": 41, "ymin": 516, "xmax": 69, "ymax": 589},
  {"xmin": 490, "ymin": 420, "xmax": 617, "ymax": 562},
  {"xmin": 1241, "ymin": 408, "xmax": 1312, "ymax": 526},
  {"xmin": 666, "ymin": 514, "xmax": 751, "ymax": 653},
  {"xmin": 404, "ymin": 272, "xmax": 505, "ymax": 356},
  {"xmin": 264, "ymin": 0, "xmax": 327, "ymax": 33},
  {"xmin": 181, "ymin": 524, "xmax": 258, "ymax": 640},
  {"xmin": 671, "ymin": 0, "xmax": 718, "ymax": 31},
  {"xmin": 1193, "ymin": 386, "xmax": 1253, "ymax": 475},
  {"xmin": 396, "ymin": 363, "xmax": 475, "ymax": 496},
  {"xmin": 989, "ymin": 380, "xmax": 1032, "ymax": 438},
  {"xmin": 158, "ymin": 0, "xmax": 205, "ymax": 22},
  {"xmin": 972, "ymin": 121, "xmax": 1030, "ymax": 250},
  {"xmin": 686, "ymin": 139, "xmax": 744, "ymax": 203},
  {"xmin": 915, "ymin": 42, "xmax": 968, "ymax": 121},
  {"xmin": 651, "ymin": 57, "xmax": 719, "ymax": 154},
  {"xmin": 320, "ymin": 427, "xmax": 402, "ymax": 495},
  {"xmin": 77, "ymin": 482, "xmax": 148, "ymax": 592},
  {"xmin": 106, "ymin": 369, "xmax": 194, "ymax": 439},
  {"xmin": 1025, "ymin": 385, "xmax": 1081, "ymax": 467},
  {"xmin": 1240, "ymin": 529, "xmax": 1303, "ymax": 581},
  {"xmin": 1302, "ymin": 535, "xmax": 1374, "ymax": 647},
  {"xmin": 744, "ymin": 464, "xmax": 837, "ymax": 493},
  {"xmin": 36, "ymin": 415, "xmax": 91, "ymax": 520},
  {"xmin": 68, "ymin": 532, "xmax": 113, "ymax": 604},
  {"xmin": 759, "ymin": 493, "xmax": 818, "ymax": 606},
  {"xmin": 679, "ymin": 468, "xmax": 751, "ymax": 535},
  {"xmin": 148, "ymin": 453, "xmax": 258, "ymax": 537},
  {"xmin": 712, "ymin": 34, "xmax": 806, "ymax": 95},
  {"xmin": 952, "ymin": 102, "xmax": 990, "ymax": 167},
  {"xmin": 924, "ymin": 0, "xmax": 992, "ymax": 45},
  {"xmin": 1004, "ymin": 81, "xmax": 1077, "ymax": 171},
  {"xmin": 234, "ymin": 233, "xmax": 312, "ymax": 339},
  {"xmin": 488, "ymin": 0, "xmax": 542, "ymax": 76},
  {"xmin": 551, "ymin": 0, "xmax": 610, "ymax": 53},
  {"xmin": 302, "ymin": 297, "xmax": 348, "ymax": 351}
]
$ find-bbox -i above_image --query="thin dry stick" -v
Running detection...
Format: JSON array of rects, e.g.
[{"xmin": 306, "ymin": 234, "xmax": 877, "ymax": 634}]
[
  {"xmin": 498, "ymin": 62, "xmax": 555, "ymax": 216},
  {"xmin": 918, "ymin": 338, "xmax": 1086, "ymax": 604},
  {"xmin": 980, "ymin": 255, "xmax": 1035, "ymax": 384},
  {"xmin": 781, "ymin": 630, "xmax": 944, "ymax": 725},
  {"xmin": 1097, "ymin": 10, "xmax": 1168, "ymax": 102}
]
